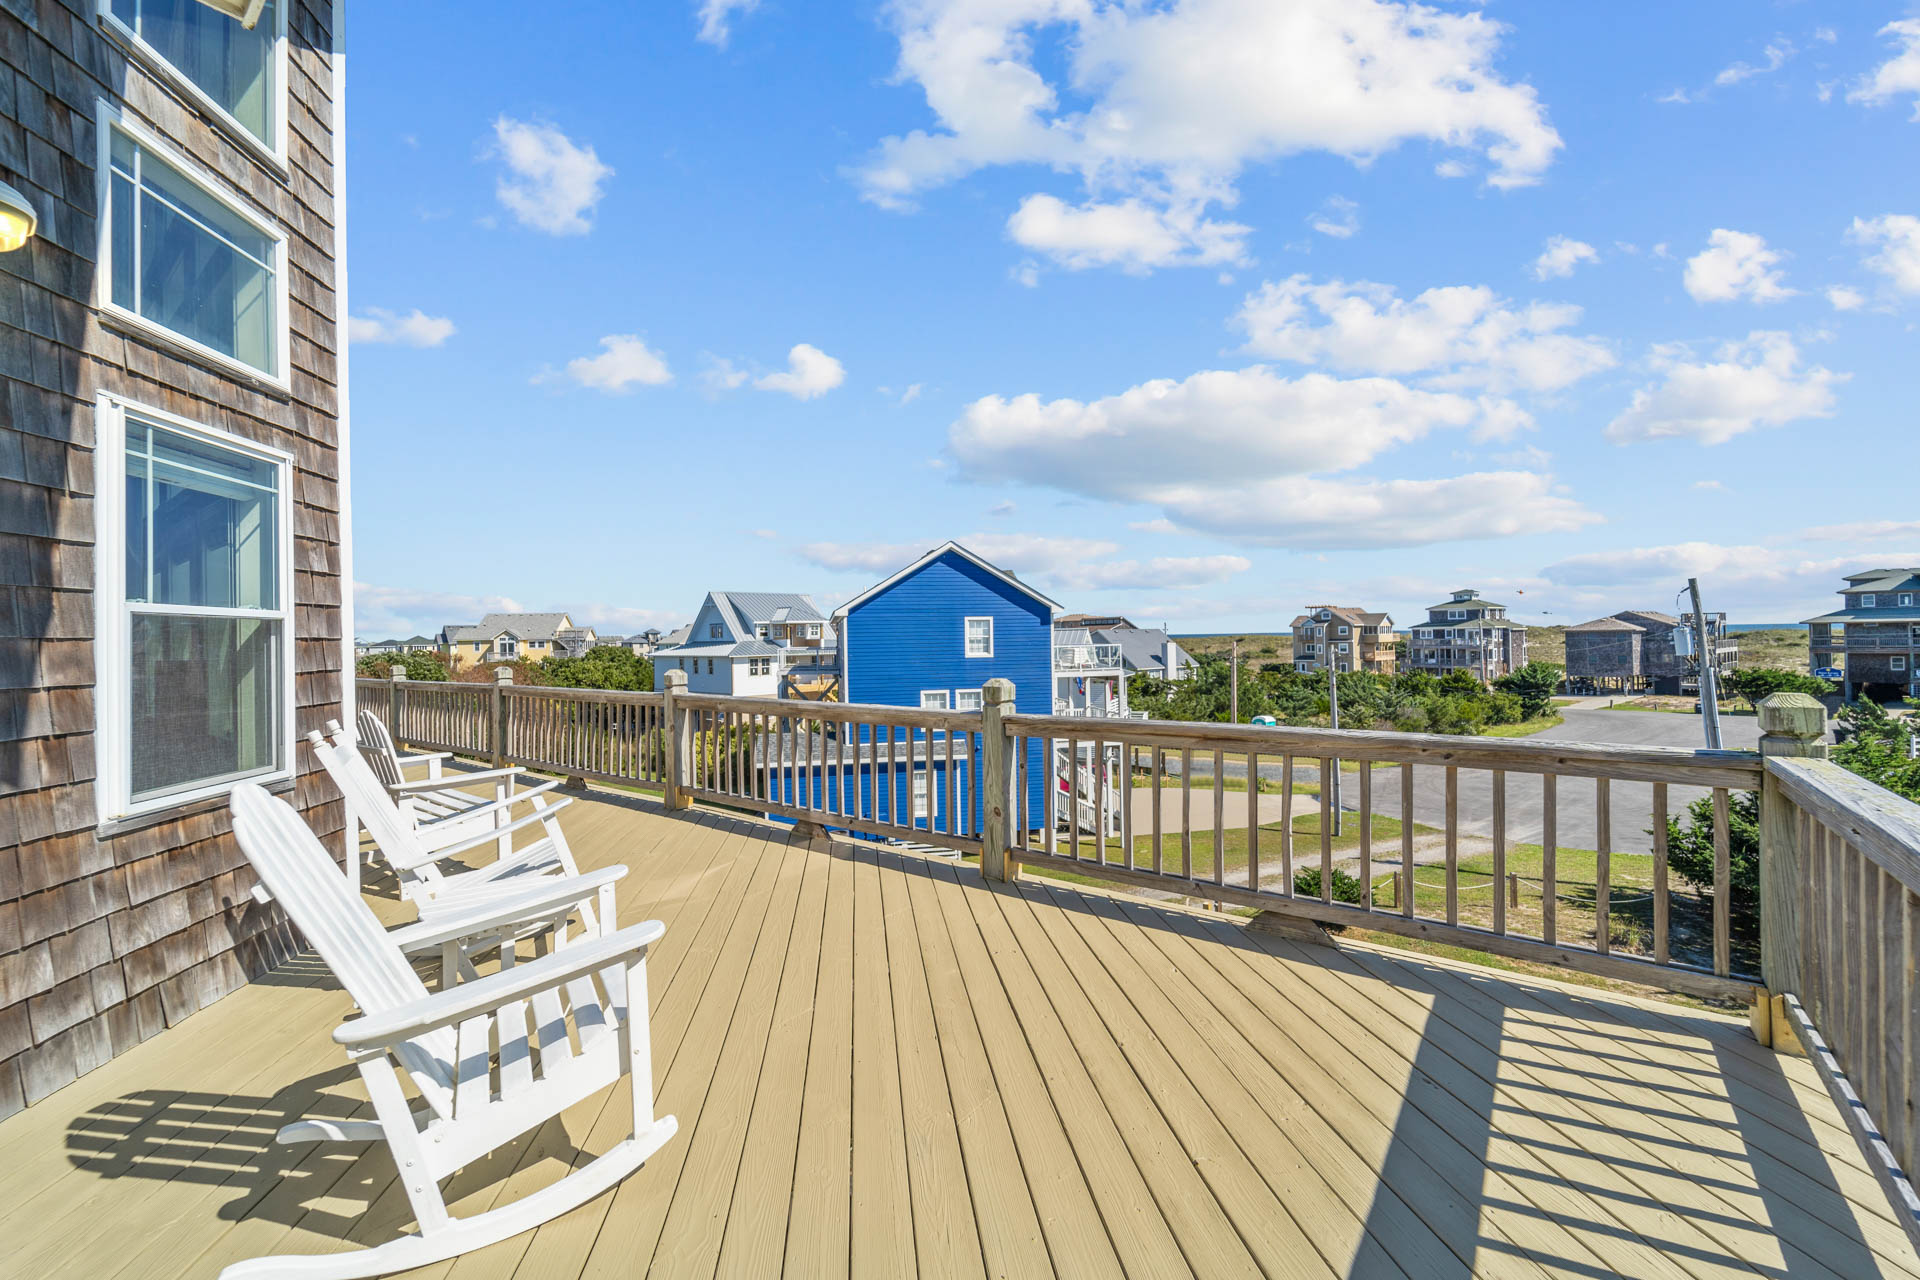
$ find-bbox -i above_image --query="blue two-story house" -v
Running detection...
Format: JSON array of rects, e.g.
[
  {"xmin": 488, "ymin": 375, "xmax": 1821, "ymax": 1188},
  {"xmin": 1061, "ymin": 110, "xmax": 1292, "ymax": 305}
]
[{"xmin": 819, "ymin": 542, "xmax": 1057, "ymax": 837}]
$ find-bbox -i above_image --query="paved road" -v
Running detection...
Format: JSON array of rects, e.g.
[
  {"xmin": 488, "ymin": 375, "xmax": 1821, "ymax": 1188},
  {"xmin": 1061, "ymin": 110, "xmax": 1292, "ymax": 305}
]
[{"xmin": 1161, "ymin": 709, "xmax": 1797, "ymax": 856}]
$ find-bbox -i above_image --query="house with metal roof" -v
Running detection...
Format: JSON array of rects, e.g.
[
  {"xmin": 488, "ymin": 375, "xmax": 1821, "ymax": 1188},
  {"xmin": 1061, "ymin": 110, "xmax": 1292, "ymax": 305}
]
[
  {"xmin": 651, "ymin": 592, "xmax": 832, "ymax": 696},
  {"xmin": 1807, "ymin": 568, "xmax": 1920, "ymax": 699},
  {"xmin": 1405, "ymin": 589, "xmax": 1529, "ymax": 682}
]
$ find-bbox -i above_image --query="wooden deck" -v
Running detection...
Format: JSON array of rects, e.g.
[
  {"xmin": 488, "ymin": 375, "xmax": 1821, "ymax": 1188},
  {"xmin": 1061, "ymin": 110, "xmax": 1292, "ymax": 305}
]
[{"xmin": 3, "ymin": 784, "xmax": 1917, "ymax": 1279}]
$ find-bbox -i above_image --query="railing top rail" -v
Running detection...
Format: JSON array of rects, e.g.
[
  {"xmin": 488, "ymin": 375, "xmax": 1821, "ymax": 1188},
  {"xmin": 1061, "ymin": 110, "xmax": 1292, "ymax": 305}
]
[
  {"xmin": 676, "ymin": 691, "xmax": 981, "ymax": 732},
  {"xmin": 1768, "ymin": 757, "xmax": 1920, "ymax": 897},
  {"xmin": 1001, "ymin": 711, "xmax": 1764, "ymax": 787},
  {"xmin": 502, "ymin": 685, "xmax": 665, "ymax": 707}
]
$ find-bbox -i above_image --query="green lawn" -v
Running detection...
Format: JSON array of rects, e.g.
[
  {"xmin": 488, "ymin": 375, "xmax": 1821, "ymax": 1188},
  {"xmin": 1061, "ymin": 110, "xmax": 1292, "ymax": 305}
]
[
  {"xmin": 1122, "ymin": 806, "xmax": 1419, "ymax": 887},
  {"xmin": 1478, "ymin": 714, "xmax": 1564, "ymax": 737}
]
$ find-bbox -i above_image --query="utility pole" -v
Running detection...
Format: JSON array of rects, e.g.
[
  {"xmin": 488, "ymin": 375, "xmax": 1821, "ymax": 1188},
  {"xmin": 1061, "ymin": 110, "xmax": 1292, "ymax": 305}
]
[
  {"xmin": 1688, "ymin": 577, "xmax": 1723, "ymax": 750},
  {"xmin": 1327, "ymin": 663, "xmax": 1343, "ymax": 836},
  {"xmin": 1229, "ymin": 638, "xmax": 1240, "ymax": 723}
]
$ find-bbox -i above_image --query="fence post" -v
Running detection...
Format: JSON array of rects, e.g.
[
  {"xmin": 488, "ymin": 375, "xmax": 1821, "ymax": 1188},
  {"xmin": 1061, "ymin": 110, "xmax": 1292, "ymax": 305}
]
[
  {"xmin": 491, "ymin": 666, "xmax": 512, "ymax": 769},
  {"xmin": 388, "ymin": 669, "xmax": 404, "ymax": 746},
  {"xmin": 1757, "ymin": 691, "xmax": 1828, "ymax": 1032},
  {"xmin": 663, "ymin": 669, "xmax": 692, "ymax": 811},
  {"xmin": 981, "ymin": 678, "xmax": 1016, "ymax": 883}
]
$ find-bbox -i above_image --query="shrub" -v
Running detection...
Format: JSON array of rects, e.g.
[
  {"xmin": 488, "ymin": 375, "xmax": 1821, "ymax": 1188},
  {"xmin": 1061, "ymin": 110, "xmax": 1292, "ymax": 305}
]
[
  {"xmin": 1293, "ymin": 865, "xmax": 1367, "ymax": 904},
  {"xmin": 1722, "ymin": 667, "xmax": 1834, "ymax": 705},
  {"xmin": 355, "ymin": 649, "xmax": 449, "ymax": 682},
  {"xmin": 1495, "ymin": 661, "xmax": 1564, "ymax": 719},
  {"xmin": 1664, "ymin": 790, "xmax": 1760, "ymax": 922}
]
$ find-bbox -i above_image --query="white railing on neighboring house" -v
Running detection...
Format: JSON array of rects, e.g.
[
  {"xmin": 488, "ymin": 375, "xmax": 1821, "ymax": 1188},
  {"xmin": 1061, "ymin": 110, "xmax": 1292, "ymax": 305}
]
[{"xmin": 1053, "ymin": 642, "xmax": 1123, "ymax": 671}]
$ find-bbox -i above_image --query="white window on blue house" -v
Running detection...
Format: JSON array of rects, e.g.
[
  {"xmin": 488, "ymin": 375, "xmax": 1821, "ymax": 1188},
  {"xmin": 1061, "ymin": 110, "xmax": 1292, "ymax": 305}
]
[
  {"xmin": 710, "ymin": 623, "xmax": 724, "ymax": 639},
  {"xmin": 912, "ymin": 771, "xmax": 929, "ymax": 821},
  {"xmin": 920, "ymin": 690, "xmax": 950, "ymax": 710},
  {"xmin": 955, "ymin": 689, "xmax": 983, "ymax": 712},
  {"xmin": 96, "ymin": 399, "xmax": 292, "ymax": 821},
  {"xmin": 965, "ymin": 616, "xmax": 993, "ymax": 657},
  {"xmin": 103, "ymin": 0, "xmax": 285, "ymax": 157}
]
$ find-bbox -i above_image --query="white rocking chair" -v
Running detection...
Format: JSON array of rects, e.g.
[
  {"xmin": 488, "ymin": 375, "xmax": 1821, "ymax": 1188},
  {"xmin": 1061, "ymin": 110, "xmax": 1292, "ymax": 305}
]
[
  {"xmin": 224, "ymin": 782, "xmax": 677, "ymax": 1280},
  {"xmin": 352, "ymin": 710, "xmax": 521, "ymax": 859}
]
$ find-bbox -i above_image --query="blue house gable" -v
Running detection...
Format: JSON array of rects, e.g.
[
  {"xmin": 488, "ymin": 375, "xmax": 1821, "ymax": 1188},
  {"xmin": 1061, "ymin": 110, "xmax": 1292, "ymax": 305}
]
[{"xmin": 840, "ymin": 543, "xmax": 1056, "ymax": 715}]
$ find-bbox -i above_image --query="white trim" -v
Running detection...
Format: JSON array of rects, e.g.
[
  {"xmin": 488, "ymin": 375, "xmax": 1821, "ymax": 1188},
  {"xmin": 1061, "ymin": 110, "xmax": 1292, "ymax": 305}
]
[
  {"xmin": 964, "ymin": 615, "xmax": 994, "ymax": 658},
  {"xmin": 832, "ymin": 539, "xmax": 1063, "ymax": 618},
  {"xmin": 94, "ymin": 99, "xmax": 292, "ymax": 390},
  {"xmin": 93, "ymin": 393, "xmax": 296, "ymax": 824},
  {"xmin": 96, "ymin": 0, "xmax": 290, "ymax": 174},
  {"xmin": 919, "ymin": 690, "xmax": 950, "ymax": 710},
  {"xmin": 955, "ymin": 688, "xmax": 983, "ymax": 712}
]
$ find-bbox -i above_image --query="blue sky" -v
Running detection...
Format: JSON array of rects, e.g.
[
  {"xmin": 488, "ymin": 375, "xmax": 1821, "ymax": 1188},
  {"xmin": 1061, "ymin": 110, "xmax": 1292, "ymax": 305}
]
[{"xmin": 344, "ymin": 1, "xmax": 1920, "ymax": 641}]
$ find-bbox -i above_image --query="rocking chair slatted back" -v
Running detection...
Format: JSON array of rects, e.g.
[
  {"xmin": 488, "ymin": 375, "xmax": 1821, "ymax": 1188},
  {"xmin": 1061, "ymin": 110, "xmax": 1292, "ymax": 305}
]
[
  {"xmin": 312, "ymin": 730, "xmax": 452, "ymax": 880},
  {"xmin": 357, "ymin": 708, "xmax": 408, "ymax": 790},
  {"xmin": 230, "ymin": 783, "xmax": 457, "ymax": 1112}
]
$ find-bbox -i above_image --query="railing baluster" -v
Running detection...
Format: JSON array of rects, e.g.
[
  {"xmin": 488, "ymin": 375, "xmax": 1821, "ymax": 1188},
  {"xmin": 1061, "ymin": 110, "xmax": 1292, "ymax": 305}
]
[
  {"xmin": 1121, "ymin": 742, "xmax": 1135, "ymax": 872},
  {"xmin": 1712, "ymin": 786, "xmax": 1730, "ymax": 977},
  {"xmin": 1542, "ymin": 773, "xmax": 1557, "ymax": 945},
  {"xmin": 1179, "ymin": 747, "xmax": 1192, "ymax": 879},
  {"xmin": 1246, "ymin": 752, "xmax": 1259, "ymax": 892},
  {"xmin": 1044, "ymin": 734, "xmax": 1056, "ymax": 856},
  {"xmin": 1445, "ymin": 765, "xmax": 1459, "ymax": 926},
  {"xmin": 1595, "ymin": 776, "xmax": 1611, "ymax": 956},
  {"xmin": 1096, "ymin": 736, "xmax": 1110, "ymax": 866},
  {"xmin": 1212, "ymin": 749, "xmax": 1225, "ymax": 886},
  {"xmin": 1280, "ymin": 755, "xmax": 1295, "ymax": 896},
  {"xmin": 1491, "ymin": 770, "xmax": 1506, "ymax": 936},
  {"xmin": 1068, "ymin": 735, "xmax": 1082, "ymax": 861},
  {"xmin": 1653, "ymin": 783, "xmax": 1669, "ymax": 965},
  {"xmin": 1150, "ymin": 747, "xmax": 1163, "ymax": 875},
  {"xmin": 1400, "ymin": 764, "xmax": 1413, "ymax": 919},
  {"xmin": 1319, "ymin": 757, "xmax": 1333, "ymax": 904},
  {"xmin": 1359, "ymin": 762, "xmax": 1372, "ymax": 913}
]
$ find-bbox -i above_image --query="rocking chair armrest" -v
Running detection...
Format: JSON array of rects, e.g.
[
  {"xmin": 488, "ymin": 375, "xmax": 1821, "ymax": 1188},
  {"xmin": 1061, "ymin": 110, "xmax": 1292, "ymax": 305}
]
[
  {"xmin": 393, "ymin": 751, "xmax": 453, "ymax": 768},
  {"xmin": 389, "ymin": 766, "xmax": 526, "ymax": 795},
  {"xmin": 410, "ymin": 784, "xmax": 562, "ymax": 844},
  {"xmin": 389, "ymin": 866, "xmax": 627, "ymax": 954},
  {"xmin": 336, "ymin": 919, "xmax": 666, "ymax": 1050},
  {"xmin": 424, "ymin": 797, "xmax": 574, "ymax": 862}
]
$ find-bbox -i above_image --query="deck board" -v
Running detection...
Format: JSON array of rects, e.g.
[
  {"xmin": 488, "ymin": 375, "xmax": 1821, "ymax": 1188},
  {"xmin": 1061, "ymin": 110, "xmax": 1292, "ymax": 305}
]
[{"xmin": 2, "ymin": 783, "xmax": 1915, "ymax": 1280}]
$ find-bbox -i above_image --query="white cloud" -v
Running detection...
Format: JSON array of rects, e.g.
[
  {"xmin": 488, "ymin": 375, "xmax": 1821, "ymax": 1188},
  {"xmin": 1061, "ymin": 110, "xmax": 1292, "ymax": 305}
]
[
  {"xmin": 1849, "ymin": 19, "xmax": 1920, "ymax": 121},
  {"xmin": 490, "ymin": 117, "xmax": 614, "ymax": 235},
  {"xmin": 354, "ymin": 583, "xmax": 525, "ymax": 640},
  {"xmin": 1062, "ymin": 554, "xmax": 1253, "ymax": 590},
  {"xmin": 347, "ymin": 307, "xmax": 455, "ymax": 348},
  {"xmin": 1605, "ymin": 332, "xmax": 1842, "ymax": 445},
  {"xmin": 695, "ymin": 0, "xmax": 759, "ymax": 47},
  {"xmin": 1800, "ymin": 518, "xmax": 1920, "ymax": 543},
  {"xmin": 701, "ymin": 355, "xmax": 750, "ymax": 391},
  {"xmin": 1129, "ymin": 517, "xmax": 1181, "ymax": 535},
  {"xmin": 1537, "ymin": 541, "xmax": 1920, "ymax": 620},
  {"xmin": 555, "ymin": 335, "xmax": 673, "ymax": 392},
  {"xmin": 1825, "ymin": 285, "xmax": 1866, "ymax": 311},
  {"xmin": 1234, "ymin": 275, "xmax": 1615, "ymax": 393},
  {"xmin": 1848, "ymin": 214, "xmax": 1920, "ymax": 295},
  {"xmin": 856, "ymin": 0, "xmax": 1560, "ymax": 273},
  {"xmin": 755, "ymin": 343, "xmax": 846, "ymax": 400},
  {"xmin": 945, "ymin": 364, "xmax": 1593, "ymax": 549},
  {"xmin": 1006, "ymin": 194, "xmax": 1248, "ymax": 271},
  {"xmin": 1714, "ymin": 38, "xmax": 1795, "ymax": 87},
  {"xmin": 988, "ymin": 499, "xmax": 1016, "ymax": 517},
  {"xmin": 1682, "ymin": 229, "xmax": 1794, "ymax": 303},
  {"xmin": 1308, "ymin": 196, "xmax": 1359, "ymax": 240},
  {"xmin": 1692, "ymin": 479, "xmax": 1723, "ymax": 491},
  {"xmin": 1530, "ymin": 236, "xmax": 1598, "ymax": 280},
  {"xmin": 898, "ymin": 383, "xmax": 924, "ymax": 405}
]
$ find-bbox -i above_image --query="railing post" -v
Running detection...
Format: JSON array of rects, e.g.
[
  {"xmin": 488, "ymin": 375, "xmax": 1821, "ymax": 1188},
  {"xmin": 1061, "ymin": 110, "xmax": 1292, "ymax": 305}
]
[
  {"xmin": 981, "ymin": 678, "xmax": 1016, "ymax": 883},
  {"xmin": 663, "ymin": 669, "xmax": 692, "ymax": 811},
  {"xmin": 1757, "ymin": 691, "xmax": 1828, "ymax": 1023},
  {"xmin": 388, "ymin": 668, "xmax": 404, "ymax": 746},
  {"xmin": 491, "ymin": 666, "xmax": 512, "ymax": 770}
]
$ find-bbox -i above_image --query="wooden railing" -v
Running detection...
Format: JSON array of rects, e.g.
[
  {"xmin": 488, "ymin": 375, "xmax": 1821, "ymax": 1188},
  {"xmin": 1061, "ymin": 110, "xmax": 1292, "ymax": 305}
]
[{"xmin": 1000, "ymin": 705, "xmax": 1764, "ymax": 1001}]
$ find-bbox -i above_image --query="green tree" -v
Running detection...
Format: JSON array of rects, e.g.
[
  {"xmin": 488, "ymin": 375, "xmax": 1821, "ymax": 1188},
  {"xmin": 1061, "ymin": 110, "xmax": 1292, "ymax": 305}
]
[
  {"xmin": 1722, "ymin": 667, "xmax": 1834, "ymax": 706},
  {"xmin": 1832, "ymin": 696, "xmax": 1920, "ymax": 802},
  {"xmin": 1293, "ymin": 865, "xmax": 1367, "ymax": 904},
  {"xmin": 1665, "ymin": 790, "xmax": 1761, "ymax": 925},
  {"xmin": 355, "ymin": 649, "xmax": 449, "ymax": 682},
  {"xmin": 1495, "ymin": 661, "xmax": 1563, "ymax": 719},
  {"xmin": 538, "ymin": 645, "xmax": 653, "ymax": 692}
]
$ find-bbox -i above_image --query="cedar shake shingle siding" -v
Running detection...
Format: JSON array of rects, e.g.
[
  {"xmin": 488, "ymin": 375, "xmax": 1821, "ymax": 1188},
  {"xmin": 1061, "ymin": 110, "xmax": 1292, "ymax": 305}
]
[{"xmin": 0, "ymin": 0, "xmax": 344, "ymax": 1116}]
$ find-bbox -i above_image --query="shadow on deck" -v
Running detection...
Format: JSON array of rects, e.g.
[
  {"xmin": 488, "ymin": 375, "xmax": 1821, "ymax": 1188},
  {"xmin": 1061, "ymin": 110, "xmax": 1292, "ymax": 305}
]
[{"xmin": 0, "ymin": 783, "xmax": 1912, "ymax": 1279}]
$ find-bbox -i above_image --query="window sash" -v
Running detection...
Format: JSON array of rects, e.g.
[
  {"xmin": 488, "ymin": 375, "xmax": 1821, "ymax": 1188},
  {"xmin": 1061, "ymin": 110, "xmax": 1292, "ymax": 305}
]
[
  {"xmin": 920, "ymin": 691, "xmax": 950, "ymax": 710},
  {"xmin": 965, "ymin": 616, "xmax": 993, "ymax": 657},
  {"xmin": 102, "ymin": 0, "xmax": 284, "ymax": 156}
]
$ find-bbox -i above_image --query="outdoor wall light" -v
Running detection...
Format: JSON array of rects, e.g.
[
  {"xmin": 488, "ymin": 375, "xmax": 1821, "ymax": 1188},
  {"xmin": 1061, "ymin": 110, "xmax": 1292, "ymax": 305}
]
[{"xmin": 0, "ymin": 180, "xmax": 37, "ymax": 254}]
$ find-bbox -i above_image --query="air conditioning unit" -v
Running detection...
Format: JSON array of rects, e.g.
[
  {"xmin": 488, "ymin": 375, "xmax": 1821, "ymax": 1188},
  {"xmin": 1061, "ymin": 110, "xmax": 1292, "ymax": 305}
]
[{"xmin": 193, "ymin": 0, "xmax": 269, "ymax": 28}]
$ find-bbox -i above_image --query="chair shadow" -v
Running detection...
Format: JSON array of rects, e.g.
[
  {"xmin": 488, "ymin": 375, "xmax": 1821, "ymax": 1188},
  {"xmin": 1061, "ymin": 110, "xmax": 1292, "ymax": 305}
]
[{"xmin": 65, "ymin": 1074, "xmax": 590, "ymax": 1237}]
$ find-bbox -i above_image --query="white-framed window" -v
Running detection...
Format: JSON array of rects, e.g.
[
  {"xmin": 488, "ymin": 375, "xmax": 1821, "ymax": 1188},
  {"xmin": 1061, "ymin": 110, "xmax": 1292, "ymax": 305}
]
[
  {"xmin": 755, "ymin": 624, "xmax": 768, "ymax": 639},
  {"xmin": 955, "ymin": 689, "xmax": 984, "ymax": 712},
  {"xmin": 96, "ymin": 104, "xmax": 288, "ymax": 385},
  {"xmin": 496, "ymin": 637, "xmax": 518, "ymax": 657},
  {"xmin": 807, "ymin": 623, "xmax": 821, "ymax": 639},
  {"xmin": 1862, "ymin": 594, "xmax": 1877, "ymax": 608},
  {"xmin": 1893, "ymin": 655, "xmax": 1908, "ymax": 671},
  {"xmin": 965, "ymin": 616, "xmax": 994, "ymax": 658},
  {"xmin": 99, "ymin": 0, "xmax": 288, "ymax": 166},
  {"xmin": 1337, "ymin": 642, "xmax": 1350, "ymax": 653},
  {"xmin": 912, "ymin": 771, "xmax": 929, "ymax": 821},
  {"xmin": 1902, "ymin": 594, "xmax": 1914, "ymax": 607},
  {"xmin": 706, "ymin": 659, "xmax": 715, "ymax": 675},
  {"xmin": 93, "ymin": 394, "xmax": 293, "ymax": 822},
  {"xmin": 920, "ymin": 690, "xmax": 950, "ymax": 710},
  {"xmin": 709, "ymin": 623, "xmax": 725, "ymax": 639},
  {"xmin": 1448, "ymin": 609, "xmax": 1466, "ymax": 620},
  {"xmin": 1338, "ymin": 625, "xmax": 1349, "ymax": 635}
]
